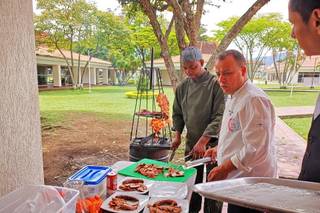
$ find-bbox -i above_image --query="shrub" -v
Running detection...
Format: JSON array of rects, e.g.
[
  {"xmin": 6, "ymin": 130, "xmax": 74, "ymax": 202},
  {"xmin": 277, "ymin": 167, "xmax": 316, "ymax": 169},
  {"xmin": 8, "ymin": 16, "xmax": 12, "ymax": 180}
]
[
  {"xmin": 125, "ymin": 91, "xmax": 159, "ymax": 99},
  {"xmin": 127, "ymin": 79, "xmax": 135, "ymax": 85}
]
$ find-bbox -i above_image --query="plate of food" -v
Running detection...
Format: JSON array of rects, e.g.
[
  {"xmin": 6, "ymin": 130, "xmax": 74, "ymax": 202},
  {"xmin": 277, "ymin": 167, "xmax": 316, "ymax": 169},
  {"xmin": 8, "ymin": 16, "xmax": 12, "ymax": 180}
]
[
  {"xmin": 149, "ymin": 182, "xmax": 188, "ymax": 199},
  {"xmin": 101, "ymin": 192, "xmax": 149, "ymax": 213},
  {"xmin": 143, "ymin": 197, "xmax": 189, "ymax": 213},
  {"xmin": 118, "ymin": 177, "xmax": 153, "ymax": 194}
]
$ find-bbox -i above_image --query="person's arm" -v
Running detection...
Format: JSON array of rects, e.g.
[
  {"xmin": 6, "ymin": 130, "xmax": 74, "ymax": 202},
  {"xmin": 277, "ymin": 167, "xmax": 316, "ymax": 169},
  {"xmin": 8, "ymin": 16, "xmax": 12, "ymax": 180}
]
[
  {"xmin": 192, "ymin": 81, "xmax": 225, "ymax": 158},
  {"xmin": 172, "ymin": 86, "xmax": 185, "ymax": 149},
  {"xmin": 230, "ymin": 97, "xmax": 275, "ymax": 173},
  {"xmin": 202, "ymin": 81, "xmax": 225, "ymax": 139}
]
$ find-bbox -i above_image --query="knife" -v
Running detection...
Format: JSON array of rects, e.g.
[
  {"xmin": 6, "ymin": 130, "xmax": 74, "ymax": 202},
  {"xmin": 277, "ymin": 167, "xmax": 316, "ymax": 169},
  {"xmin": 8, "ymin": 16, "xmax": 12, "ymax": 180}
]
[{"xmin": 168, "ymin": 148, "xmax": 176, "ymax": 162}]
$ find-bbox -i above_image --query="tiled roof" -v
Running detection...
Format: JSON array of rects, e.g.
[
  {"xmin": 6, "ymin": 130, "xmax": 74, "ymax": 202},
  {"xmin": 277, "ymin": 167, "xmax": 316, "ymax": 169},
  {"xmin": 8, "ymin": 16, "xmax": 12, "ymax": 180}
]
[
  {"xmin": 265, "ymin": 55, "xmax": 320, "ymax": 73},
  {"xmin": 302, "ymin": 55, "xmax": 320, "ymax": 67},
  {"xmin": 150, "ymin": 41, "xmax": 217, "ymax": 64},
  {"xmin": 36, "ymin": 46, "xmax": 112, "ymax": 65}
]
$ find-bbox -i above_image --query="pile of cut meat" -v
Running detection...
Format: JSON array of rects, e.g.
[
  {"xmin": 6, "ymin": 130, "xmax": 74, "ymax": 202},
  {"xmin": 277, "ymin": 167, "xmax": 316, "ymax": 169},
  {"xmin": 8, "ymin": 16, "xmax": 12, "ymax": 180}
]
[
  {"xmin": 135, "ymin": 163, "xmax": 164, "ymax": 178},
  {"xmin": 119, "ymin": 179, "xmax": 147, "ymax": 192},
  {"xmin": 108, "ymin": 195, "xmax": 139, "ymax": 211},
  {"xmin": 135, "ymin": 163, "xmax": 184, "ymax": 178},
  {"xmin": 164, "ymin": 167, "xmax": 184, "ymax": 177},
  {"xmin": 148, "ymin": 199, "xmax": 182, "ymax": 213}
]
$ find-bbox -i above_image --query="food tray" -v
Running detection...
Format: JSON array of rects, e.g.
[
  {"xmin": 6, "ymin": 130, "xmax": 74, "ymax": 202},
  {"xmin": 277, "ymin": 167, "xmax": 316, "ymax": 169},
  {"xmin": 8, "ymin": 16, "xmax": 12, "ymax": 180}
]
[{"xmin": 193, "ymin": 177, "xmax": 320, "ymax": 213}]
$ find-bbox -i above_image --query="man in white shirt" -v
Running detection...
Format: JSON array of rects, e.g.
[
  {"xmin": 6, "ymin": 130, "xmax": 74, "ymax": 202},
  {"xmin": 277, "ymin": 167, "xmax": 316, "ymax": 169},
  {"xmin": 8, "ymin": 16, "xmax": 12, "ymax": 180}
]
[{"xmin": 205, "ymin": 49, "xmax": 277, "ymax": 213}]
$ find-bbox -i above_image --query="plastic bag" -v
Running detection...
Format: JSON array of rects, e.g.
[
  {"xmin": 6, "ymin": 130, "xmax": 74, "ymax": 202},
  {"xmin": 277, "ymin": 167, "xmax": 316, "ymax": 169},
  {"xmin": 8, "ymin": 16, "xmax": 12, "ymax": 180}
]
[{"xmin": 0, "ymin": 185, "xmax": 78, "ymax": 213}]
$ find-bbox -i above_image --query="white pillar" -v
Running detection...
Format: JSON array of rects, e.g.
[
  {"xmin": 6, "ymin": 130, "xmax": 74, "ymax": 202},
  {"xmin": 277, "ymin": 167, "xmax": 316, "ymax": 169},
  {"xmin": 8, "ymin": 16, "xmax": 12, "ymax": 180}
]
[
  {"xmin": 0, "ymin": 0, "xmax": 44, "ymax": 196},
  {"xmin": 52, "ymin": 65, "xmax": 62, "ymax": 87},
  {"xmin": 90, "ymin": 67, "xmax": 97, "ymax": 85},
  {"xmin": 102, "ymin": 69, "xmax": 109, "ymax": 85}
]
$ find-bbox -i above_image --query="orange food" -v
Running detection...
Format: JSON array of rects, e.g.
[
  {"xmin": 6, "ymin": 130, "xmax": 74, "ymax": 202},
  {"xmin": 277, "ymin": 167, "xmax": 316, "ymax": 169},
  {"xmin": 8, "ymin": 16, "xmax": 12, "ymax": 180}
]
[
  {"xmin": 76, "ymin": 195, "xmax": 103, "ymax": 213},
  {"xmin": 156, "ymin": 93, "xmax": 170, "ymax": 119}
]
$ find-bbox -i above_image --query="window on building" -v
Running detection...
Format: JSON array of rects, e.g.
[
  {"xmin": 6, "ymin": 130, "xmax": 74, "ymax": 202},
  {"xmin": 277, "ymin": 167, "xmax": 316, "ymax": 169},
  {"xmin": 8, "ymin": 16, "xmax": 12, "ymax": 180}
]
[
  {"xmin": 61, "ymin": 67, "xmax": 72, "ymax": 85},
  {"xmin": 37, "ymin": 66, "xmax": 53, "ymax": 86}
]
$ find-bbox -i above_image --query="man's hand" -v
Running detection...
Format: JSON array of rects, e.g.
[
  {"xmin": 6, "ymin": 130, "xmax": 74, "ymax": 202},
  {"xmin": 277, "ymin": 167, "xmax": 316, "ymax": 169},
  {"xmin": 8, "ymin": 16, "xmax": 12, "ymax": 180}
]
[
  {"xmin": 207, "ymin": 159, "xmax": 236, "ymax": 182},
  {"xmin": 171, "ymin": 132, "xmax": 182, "ymax": 150},
  {"xmin": 191, "ymin": 136, "xmax": 210, "ymax": 159},
  {"xmin": 204, "ymin": 147, "xmax": 217, "ymax": 162}
]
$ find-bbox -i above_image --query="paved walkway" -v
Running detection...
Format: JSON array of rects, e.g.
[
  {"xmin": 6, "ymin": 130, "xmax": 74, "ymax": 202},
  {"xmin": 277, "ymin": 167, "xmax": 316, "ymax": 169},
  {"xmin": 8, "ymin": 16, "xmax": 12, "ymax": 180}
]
[
  {"xmin": 275, "ymin": 106, "xmax": 314, "ymax": 118},
  {"xmin": 275, "ymin": 106, "xmax": 313, "ymax": 178}
]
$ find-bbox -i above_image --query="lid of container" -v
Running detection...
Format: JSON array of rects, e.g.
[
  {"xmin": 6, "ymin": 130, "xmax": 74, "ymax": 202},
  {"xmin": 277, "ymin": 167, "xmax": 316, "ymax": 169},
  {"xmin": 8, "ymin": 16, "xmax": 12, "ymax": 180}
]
[{"xmin": 68, "ymin": 165, "xmax": 112, "ymax": 185}]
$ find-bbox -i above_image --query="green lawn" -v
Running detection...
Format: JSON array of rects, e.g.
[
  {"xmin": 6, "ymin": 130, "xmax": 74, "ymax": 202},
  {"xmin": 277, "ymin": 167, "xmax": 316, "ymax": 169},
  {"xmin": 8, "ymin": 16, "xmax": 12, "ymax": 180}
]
[
  {"xmin": 266, "ymin": 91, "xmax": 318, "ymax": 107},
  {"xmin": 39, "ymin": 86, "xmax": 175, "ymax": 126},
  {"xmin": 39, "ymin": 86, "xmax": 318, "ymax": 127},
  {"xmin": 256, "ymin": 83, "xmax": 320, "ymax": 90},
  {"xmin": 282, "ymin": 117, "xmax": 312, "ymax": 140}
]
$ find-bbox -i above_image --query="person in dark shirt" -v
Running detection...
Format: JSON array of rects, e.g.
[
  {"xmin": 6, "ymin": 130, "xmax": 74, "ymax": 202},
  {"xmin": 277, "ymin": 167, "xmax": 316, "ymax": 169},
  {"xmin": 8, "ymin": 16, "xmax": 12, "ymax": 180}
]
[
  {"xmin": 172, "ymin": 46, "xmax": 225, "ymax": 213},
  {"xmin": 288, "ymin": 0, "xmax": 320, "ymax": 182}
]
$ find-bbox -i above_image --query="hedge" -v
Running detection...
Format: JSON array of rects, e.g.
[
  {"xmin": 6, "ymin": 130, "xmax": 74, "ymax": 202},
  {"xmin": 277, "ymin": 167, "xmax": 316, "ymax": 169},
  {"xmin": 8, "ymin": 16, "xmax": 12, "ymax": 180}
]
[{"xmin": 125, "ymin": 91, "xmax": 159, "ymax": 99}]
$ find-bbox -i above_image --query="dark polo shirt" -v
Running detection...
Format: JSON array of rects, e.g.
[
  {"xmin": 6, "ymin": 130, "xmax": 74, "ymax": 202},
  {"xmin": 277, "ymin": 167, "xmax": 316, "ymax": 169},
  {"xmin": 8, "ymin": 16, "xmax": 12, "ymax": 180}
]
[{"xmin": 299, "ymin": 115, "xmax": 320, "ymax": 182}]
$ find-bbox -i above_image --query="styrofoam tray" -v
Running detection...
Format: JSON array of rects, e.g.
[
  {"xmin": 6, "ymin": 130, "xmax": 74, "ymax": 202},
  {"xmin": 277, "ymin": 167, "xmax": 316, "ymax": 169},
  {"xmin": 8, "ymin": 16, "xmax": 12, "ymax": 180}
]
[
  {"xmin": 193, "ymin": 177, "xmax": 320, "ymax": 213},
  {"xmin": 143, "ymin": 197, "xmax": 188, "ymax": 213},
  {"xmin": 101, "ymin": 192, "xmax": 149, "ymax": 213},
  {"xmin": 117, "ymin": 177, "xmax": 154, "ymax": 194},
  {"xmin": 149, "ymin": 181, "xmax": 188, "ymax": 199}
]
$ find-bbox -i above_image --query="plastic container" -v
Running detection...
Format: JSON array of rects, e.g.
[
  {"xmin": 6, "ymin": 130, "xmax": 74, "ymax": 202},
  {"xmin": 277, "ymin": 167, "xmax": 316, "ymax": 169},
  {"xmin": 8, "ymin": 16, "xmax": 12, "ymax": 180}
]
[
  {"xmin": 67, "ymin": 165, "xmax": 112, "ymax": 198},
  {"xmin": 0, "ymin": 185, "xmax": 79, "ymax": 213}
]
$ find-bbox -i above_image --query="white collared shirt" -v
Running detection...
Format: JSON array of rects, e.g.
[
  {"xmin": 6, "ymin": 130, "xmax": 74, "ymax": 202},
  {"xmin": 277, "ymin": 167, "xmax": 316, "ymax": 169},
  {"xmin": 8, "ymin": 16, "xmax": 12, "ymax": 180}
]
[
  {"xmin": 314, "ymin": 94, "xmax": 320, "ymax": 120},
  {"xmin": 217, "ymin": 81, "xmax": 277, "ymax": 179}
]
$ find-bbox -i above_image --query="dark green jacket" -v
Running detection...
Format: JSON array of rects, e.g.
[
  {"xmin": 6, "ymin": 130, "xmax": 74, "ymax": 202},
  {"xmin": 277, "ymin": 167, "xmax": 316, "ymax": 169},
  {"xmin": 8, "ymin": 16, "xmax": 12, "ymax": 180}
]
[{"xmin": 172, "ymin": 71, "xmax": 225, "ymax": 153}]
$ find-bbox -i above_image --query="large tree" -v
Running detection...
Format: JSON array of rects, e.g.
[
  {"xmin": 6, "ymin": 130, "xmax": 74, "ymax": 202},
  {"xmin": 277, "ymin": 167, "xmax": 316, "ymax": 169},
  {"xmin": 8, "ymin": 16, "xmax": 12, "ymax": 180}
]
[
  {"xmin": 118, "ymin": 0, "xmax": 270, "ymax": 89},
  {"xmin": 214, "ymin": 13, "xmax": 281, "ymax": 81},
  {"xmin": 35, "ymin": 0, "xmax": 97, "ymax": 87},
  {"xmin": 267, "ymin": 20, "xmax": 306, "ymax": 88},
  {"xmin": 123, "ymin": 6, "xmax": 180, "ymax": 67}
]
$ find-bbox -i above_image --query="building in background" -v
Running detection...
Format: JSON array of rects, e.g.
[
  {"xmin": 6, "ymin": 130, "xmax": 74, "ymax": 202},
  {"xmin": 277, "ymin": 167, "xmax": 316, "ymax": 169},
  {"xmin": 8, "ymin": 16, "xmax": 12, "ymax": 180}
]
[
  {"xmin": 36, "ymin": 47, "xmax": 115, "ymax": 88},
  {"xmin": 266, "ymin": 55, "xmax": 320, "ymax": 86}
]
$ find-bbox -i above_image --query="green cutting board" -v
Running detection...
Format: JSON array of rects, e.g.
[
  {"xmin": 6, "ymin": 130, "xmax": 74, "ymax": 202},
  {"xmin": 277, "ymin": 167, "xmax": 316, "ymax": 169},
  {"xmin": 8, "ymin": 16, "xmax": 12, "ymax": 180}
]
[{"xmin": 118, "ymin": 158, "xmax": 196, "ymax": 183}]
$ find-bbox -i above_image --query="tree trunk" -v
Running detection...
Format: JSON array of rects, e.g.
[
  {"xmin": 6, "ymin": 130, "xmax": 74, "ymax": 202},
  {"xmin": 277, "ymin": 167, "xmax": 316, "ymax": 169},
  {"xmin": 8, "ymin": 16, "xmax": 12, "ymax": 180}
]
[
  {"xmin": 272, "ymin": 50, "xmax": 282, "ymax": 86},
  {"xmin": 174, "ymin": 16, "xmax": 187, "ymax": 81},
  {"xmin": 139, "ymin": 0, "xmax": 179, "ymax": 90},
  {"xmin": 205, "ymin": 0, "xmax": 270, "ymax": 71},
  {"xmin": 0, "ymin": 0, "xmax": 44, "ymax": 196}
]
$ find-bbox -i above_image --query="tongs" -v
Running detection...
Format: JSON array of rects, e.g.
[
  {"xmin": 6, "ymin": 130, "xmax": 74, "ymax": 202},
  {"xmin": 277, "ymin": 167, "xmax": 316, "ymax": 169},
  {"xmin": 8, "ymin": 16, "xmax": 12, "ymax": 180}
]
[
  {"xmin": 183, "ymin": 157, "xmax": 212, "ymax": 169},
  {"xmin": 168, "ymin": 151, "xmax": 192, "ymax": 163}
]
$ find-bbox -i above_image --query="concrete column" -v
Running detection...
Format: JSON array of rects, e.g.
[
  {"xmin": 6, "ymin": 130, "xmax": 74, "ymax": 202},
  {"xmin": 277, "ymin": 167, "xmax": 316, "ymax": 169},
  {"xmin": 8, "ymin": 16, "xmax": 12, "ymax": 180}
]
[
  {"xmin": 73, "ymin": 67, "xmax": 80, "ymax": 86},
  {"xmin": 110, "ymin": 69, "xmax": 116, "ymax": 84},
  {"xmin": 81, "ymin": 67, "xmax": 89, "ymax": 84},
  {"xmin": 102, "ymin": 69, "xmax": 109, "ymax": 85},
  {"xmin": 52, "ymin": 65, "xmax": 61, "ymax": 87},
  {"xmin": 91, "ymin": 67, "xmax": 97, "ymax": 85},
  {"xmin": 0, "ymin": 0, "xmax": 44, "ymax": 196}
]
